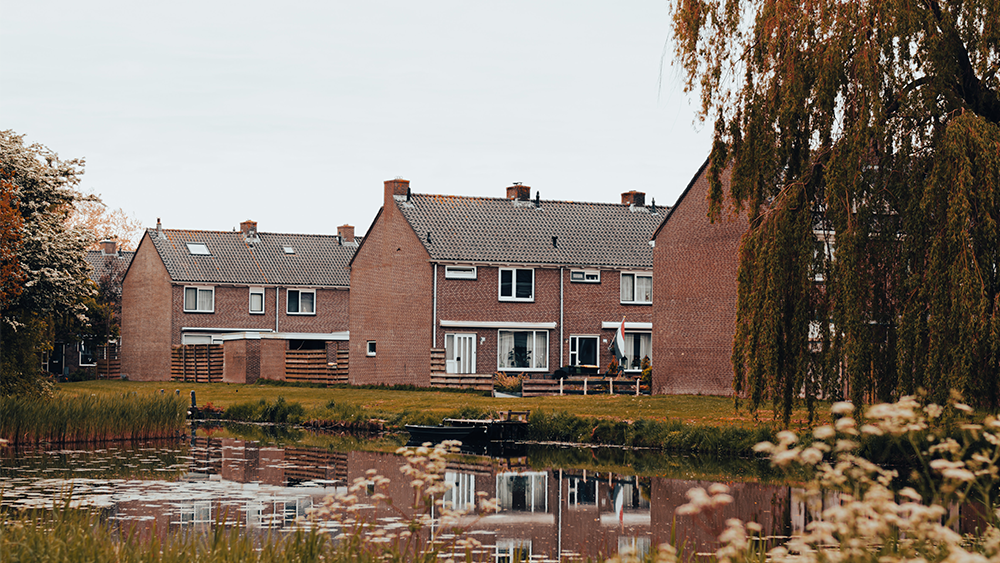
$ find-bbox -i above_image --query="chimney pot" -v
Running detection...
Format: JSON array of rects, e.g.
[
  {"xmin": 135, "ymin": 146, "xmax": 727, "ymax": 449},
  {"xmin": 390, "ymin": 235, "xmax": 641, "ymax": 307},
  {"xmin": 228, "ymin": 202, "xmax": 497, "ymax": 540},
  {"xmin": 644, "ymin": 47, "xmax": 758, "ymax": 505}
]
[
  {"xmin": 337, "ymin": 224, "xmax": 355, "ymax": 244},
  {"xmin": 506, "ymin": 184, "xmax": 531, "ymax": 201},
  {"xmin": 622, "ymin": 190, "xmax": 645, "ymax": 206}
]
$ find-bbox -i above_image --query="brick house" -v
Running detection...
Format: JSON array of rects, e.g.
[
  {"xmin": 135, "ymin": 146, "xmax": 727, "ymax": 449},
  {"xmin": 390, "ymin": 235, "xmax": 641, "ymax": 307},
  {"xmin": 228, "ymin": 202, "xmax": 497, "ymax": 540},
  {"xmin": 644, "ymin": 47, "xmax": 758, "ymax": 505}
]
[
  {"xmin": 651, "ymin": 160, "xmax": 747, "ymax": 395},
  {"xmin": 120, "ymin": 220, "xmax": 358, "ymax": 382},
  {"xmin": 349, "ymin": 179, "xmax": 665, "ymax": 387}
]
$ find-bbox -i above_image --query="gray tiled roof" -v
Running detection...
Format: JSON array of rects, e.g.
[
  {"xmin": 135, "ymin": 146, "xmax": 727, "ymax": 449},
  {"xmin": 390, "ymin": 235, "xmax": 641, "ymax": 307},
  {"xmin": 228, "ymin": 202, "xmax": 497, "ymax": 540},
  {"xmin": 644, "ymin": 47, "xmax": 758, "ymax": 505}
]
[
  {"xmin": 85, "ymin": 251, "xmax": 135, "ymax": 284},
  {"xmin": 147, "ymin": 229, "xmax": 357, "ymax": 286},
  {"xmin": 397, "ymin": 194, "xmax": 666, "ymax": 268}
]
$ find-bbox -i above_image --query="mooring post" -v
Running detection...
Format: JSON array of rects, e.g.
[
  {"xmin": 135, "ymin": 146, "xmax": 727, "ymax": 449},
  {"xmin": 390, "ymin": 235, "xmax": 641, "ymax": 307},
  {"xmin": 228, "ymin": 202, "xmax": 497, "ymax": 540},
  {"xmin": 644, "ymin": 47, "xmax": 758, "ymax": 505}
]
[
  {"xmin": 190, "ymin": 390, "xmax": 196, "ymax": 409},
  {"xmin": 583, "ymin": 378, "xmax": 588, "ymax": 395}
]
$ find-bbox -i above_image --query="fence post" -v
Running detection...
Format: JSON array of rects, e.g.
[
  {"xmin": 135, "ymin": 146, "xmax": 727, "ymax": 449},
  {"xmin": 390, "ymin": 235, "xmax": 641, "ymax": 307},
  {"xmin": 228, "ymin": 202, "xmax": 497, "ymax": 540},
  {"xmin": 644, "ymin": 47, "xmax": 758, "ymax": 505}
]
[
  {"xmin": 584, "ymin": 378, "xmax": 588, "ymax": 396},
  {"xmin": 559, "ymin": 378, "xmax": 564, "ymax": 396},
  {"xmin": 635, "ymin": 378, "xmax": 640, "ymax": 396},
  {"xmin": 609, "ymin": 378, "xmax": 613, "ymax": 395}
]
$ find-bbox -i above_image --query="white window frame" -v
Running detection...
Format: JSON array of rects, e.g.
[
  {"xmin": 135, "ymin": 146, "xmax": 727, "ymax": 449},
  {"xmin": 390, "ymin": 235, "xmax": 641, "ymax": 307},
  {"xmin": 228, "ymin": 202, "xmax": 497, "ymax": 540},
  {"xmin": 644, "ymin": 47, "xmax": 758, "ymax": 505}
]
[
  {"xmin": 499, "ymin": 268, "xmax": 534, "ymax": 302},
  {"xmin": 366, "ymin": 341, "xmax": 376, "ymax": 356},
  {"xmin": 78, "ymin": 341, "xmax": 96, "ymax": 367},
  {"xmin": 286, "ymin": 289, "xmax": 316, "ymax": 315},
  {"xmin": 249, "ymin": 287, "xmax": 265, "ymax": 314},
  {"xmin": 570, "ymin": 269, "xmax": 600, "ymax": 283},
  {"xmin": 183, "ymin": 286, "xmax": 215, "ymax": 313},
  {"xmin": 569, "ymin": 335, "xmax": 600, "ymax": 367},
  {"xmin": 621, "ymin": 332, "xmax": 652, "ymax": 372},
  {"xmin": 620, "ymin": 272, "xmax": 652, "ymax": 305},
  {"xmin": 445, "ymin": 265, "xmax": 477, "ymax": 280},
  {"xmin": 497, "ymin": 329, "xmax": 548, "ymax": 372}
]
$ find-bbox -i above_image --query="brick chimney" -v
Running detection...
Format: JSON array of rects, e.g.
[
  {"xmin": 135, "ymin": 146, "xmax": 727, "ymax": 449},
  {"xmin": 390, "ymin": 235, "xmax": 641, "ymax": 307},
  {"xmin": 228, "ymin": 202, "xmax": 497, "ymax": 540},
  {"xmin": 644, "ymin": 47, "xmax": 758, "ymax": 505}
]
[
  {"xmin": 506, "ymin": 183, "xmax": 531, "ymax": 201},
  {"xmin": 385, "ymin": 178, "xmax": 410, "ymax": 203},
  {"xmin": 100, "ymin": 240, "xmax": 117, "ymax": 256},
  {"xmin": 240, "ymin": 220, "xmax": 258, "ymax": 237},
  {"xmin": 338, "ymin": 224, "xmax": 355, "ymax": 244},
  {"xmin": 622, "ymin": 190, "xmax": 645, "ymax": 206}
]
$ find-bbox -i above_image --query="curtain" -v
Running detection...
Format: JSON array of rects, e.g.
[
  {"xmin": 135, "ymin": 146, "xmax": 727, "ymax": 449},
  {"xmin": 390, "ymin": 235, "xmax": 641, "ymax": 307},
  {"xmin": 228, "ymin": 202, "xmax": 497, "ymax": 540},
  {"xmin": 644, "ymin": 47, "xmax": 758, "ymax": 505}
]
[
  {"xmin": 301, "ymin": 291, "xmax": 315, "ymax": 313},
  {"xmin": 197, "ymin": 289, "xmax": 213, "ymax": 311},
  {"xmin": 636, "ymin": 275, "xmax": 652, "ymax": 302},
  {"xmin": 184, "ymin": 288, "xmax": 197, "ymax": 310},
  {"xmin": 534, "ymin": 332, "xmax": 547, "ymax": 368},
  {"xmin": 499, "ymin": 331, "xmax": 514, "ymax": 368},
  {"xmin": 620, "ymin": 274, "xmax": 634, "ymax": 302}
]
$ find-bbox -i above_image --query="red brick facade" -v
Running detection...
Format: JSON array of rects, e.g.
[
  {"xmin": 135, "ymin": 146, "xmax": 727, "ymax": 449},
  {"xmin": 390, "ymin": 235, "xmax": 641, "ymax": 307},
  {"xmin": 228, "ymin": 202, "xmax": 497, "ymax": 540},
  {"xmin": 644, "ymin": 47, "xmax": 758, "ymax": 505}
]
[
  {"xmin": 121, "ymin": 235, "xmax": 173, "ymax": 381},
  {"xmin": 652, "ymin": 162, "xmax": 747, "ymax": 395},
  {"xmin": 349, "ymin": 180, "xmax": 435, "ymax": 386}
]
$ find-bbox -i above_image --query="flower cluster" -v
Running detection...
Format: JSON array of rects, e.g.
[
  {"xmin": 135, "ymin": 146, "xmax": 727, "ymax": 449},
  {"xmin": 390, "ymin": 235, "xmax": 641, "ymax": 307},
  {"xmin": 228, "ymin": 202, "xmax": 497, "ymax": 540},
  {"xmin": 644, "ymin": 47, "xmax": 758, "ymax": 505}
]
[{"xmin": 699, "ymin": 396, "xmax": 1000, "ymax": 563}]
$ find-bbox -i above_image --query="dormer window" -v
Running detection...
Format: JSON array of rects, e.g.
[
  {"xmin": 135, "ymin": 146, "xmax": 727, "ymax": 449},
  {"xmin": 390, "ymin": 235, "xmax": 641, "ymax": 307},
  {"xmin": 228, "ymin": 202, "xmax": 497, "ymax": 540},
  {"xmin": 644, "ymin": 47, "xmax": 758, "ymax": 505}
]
[
  {"xmin": 283, "ymin": 246, "xmax": 295, "ymax": 254},
  {"xmin": 186, "ymin": 243, "xmax": 210, "ymax": 255}
]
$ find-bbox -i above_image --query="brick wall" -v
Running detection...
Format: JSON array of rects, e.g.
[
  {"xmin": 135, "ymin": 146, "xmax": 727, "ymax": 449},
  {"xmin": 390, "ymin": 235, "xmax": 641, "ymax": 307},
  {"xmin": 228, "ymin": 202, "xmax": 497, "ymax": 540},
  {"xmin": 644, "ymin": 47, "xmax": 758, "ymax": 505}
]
[
  {"xmin": 170, "ymin": 286, "xmax": 348, "ymax": 344},
  {"xmin": 349, "ymin": 182, "xmax": 434, "ymax": 386},
  {"xmin": 121, "ymin": 233, "xmax": 174, "ymax": 381},
  {"xmin": 223, "ymin": 339, "xmax": 248, "ymax": 383},
  {"xmin": 652, "ymin": 163, "xmax": 747, "ymax": 395},
  {"xmin": 260, "ymin": 338, "xmax": 287, "ymax": 381},
  {"xmin": 434, "ymin": 266, "xmax": 652, "ymax": 374}
]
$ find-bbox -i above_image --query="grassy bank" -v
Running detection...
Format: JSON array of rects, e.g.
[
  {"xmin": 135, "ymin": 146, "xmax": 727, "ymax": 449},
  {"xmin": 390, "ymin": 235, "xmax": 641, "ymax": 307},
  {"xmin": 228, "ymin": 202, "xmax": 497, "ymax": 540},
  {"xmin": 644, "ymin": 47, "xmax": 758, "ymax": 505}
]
[{"xmin": 0, "ymin": 393, "xmax": 187, "ymax": 445}]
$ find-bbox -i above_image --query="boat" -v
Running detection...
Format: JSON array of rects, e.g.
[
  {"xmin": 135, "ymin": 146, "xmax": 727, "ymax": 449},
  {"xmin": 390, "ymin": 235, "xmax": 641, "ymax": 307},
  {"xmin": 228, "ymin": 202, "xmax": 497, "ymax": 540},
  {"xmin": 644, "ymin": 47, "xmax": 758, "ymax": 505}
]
[{"xmin": 405, "ymin": 410, "xmax": 528, "ymax": 447}]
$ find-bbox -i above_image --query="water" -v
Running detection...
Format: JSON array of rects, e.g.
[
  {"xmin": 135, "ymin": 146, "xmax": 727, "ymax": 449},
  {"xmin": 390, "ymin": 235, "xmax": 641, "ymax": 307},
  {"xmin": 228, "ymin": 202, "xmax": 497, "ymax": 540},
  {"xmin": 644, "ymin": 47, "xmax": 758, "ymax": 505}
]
[{"xmin": 0, "ymin": 426, "xmax": 799, "ymax": 560}]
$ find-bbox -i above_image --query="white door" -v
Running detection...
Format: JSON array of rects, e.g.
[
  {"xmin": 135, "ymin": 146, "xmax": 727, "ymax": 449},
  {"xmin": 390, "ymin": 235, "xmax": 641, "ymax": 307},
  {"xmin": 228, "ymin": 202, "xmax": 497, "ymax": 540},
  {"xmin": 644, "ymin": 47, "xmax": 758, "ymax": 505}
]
[{"xmin": 446, "ymin": 333, "xmax": 476, "ymax": 374}]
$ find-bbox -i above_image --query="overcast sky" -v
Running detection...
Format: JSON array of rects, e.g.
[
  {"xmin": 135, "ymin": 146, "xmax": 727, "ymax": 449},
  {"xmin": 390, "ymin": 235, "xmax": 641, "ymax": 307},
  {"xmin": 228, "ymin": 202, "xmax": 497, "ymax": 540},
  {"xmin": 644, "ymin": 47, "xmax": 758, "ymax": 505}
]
[{"xmin": 2, "ymin": 1, "xmax": 711, "ymax": 240}]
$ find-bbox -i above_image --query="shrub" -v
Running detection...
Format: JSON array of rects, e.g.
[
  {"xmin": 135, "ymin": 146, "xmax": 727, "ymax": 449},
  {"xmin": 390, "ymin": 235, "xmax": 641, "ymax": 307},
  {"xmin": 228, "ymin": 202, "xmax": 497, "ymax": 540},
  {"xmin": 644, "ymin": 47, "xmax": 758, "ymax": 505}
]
[{"xmin": 493, "ymin": 372, "xmax": 524, "ymax": 394}]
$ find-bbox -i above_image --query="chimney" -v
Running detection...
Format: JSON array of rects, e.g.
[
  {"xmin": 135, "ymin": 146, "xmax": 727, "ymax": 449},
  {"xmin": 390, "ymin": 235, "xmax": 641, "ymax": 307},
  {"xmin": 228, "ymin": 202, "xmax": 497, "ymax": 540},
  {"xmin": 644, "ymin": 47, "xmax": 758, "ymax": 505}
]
[
  {"xmin": 156, "ymin": 218, "xmax": 164, "ymax": 238},
  {"xmin": 338, "ymin": 224, "xmax": 355, "ymax": 244},
  {"xmin": 385, "ymin": 178, "xmax": 410, "ymax": 203},
  {"xmin": 240, "ymin": 220, "xmax": 258, "ymax": 238},
  {"xmin": 622, "ymin": 190, "xmax": 645, "ymax": 207},
  {"xmin": 506, "ymin": 183, "xmax": 531, "ymax": 201},
  {"xmin": 100, "ymin": 240, "xmax": 117, "ymax": 256}
]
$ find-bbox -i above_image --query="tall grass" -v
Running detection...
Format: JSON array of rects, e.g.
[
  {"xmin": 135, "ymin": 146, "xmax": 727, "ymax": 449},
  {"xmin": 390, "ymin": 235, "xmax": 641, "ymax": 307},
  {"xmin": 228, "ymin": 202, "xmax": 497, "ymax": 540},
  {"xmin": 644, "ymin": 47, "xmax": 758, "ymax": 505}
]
[
  {"xmin": 0, "ymin": 393, "xmax": 187, "ymax": 445},
  {"xmin": 224, "ymin": 397, "xmax": 305, "ymax": 423}
]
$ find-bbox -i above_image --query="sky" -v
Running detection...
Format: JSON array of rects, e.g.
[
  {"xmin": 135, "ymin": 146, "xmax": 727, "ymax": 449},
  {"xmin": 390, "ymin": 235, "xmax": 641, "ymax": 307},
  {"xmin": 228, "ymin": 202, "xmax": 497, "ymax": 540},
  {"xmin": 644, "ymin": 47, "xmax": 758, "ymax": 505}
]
[{"xmin": 1, "ymin": 1, "xmax": 711, "ymax": 240}]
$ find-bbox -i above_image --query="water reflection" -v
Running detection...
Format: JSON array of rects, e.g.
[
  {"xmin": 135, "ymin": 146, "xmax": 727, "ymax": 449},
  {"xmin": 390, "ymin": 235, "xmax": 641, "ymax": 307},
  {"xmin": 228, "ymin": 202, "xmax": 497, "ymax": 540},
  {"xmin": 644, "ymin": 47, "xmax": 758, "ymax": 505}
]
[{"xmin": 1, "ymin": 436, "xmax": 796, "ymax": 559}]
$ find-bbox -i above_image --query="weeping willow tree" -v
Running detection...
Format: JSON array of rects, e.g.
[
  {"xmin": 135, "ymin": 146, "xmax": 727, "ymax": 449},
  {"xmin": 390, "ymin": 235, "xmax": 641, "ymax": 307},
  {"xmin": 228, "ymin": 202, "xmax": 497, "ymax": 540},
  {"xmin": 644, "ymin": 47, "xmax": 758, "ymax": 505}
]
[{"xmin": 669, "ymin": 0, "xmax": 1000, "ymax": 424}]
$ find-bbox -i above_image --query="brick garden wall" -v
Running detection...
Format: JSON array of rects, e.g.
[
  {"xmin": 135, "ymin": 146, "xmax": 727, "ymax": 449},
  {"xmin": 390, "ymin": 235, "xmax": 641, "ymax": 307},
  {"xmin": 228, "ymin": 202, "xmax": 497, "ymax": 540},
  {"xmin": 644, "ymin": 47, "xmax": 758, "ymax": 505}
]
[{"xmin": 652, "ymin": 164, "xmax": 747, "ymax": 395}]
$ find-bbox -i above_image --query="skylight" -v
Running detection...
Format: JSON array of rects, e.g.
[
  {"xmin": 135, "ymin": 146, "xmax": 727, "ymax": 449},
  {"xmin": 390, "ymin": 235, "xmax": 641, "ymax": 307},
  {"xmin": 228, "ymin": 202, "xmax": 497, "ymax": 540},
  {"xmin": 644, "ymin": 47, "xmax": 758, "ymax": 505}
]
[
  {"xmin": 283, "ymin": 246, "xmax": 295, "ymax": 254},
  {"xmin": 186, "ymin": 243, "xmax": 210, "ymax": 255}
]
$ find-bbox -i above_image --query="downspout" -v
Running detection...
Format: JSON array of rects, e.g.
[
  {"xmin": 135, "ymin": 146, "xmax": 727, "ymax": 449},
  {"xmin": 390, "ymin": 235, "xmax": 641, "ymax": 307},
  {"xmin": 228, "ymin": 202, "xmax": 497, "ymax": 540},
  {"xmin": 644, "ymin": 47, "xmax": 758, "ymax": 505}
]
[
  {"xmin": 559, "ymin": 267, "xmax": 564, "ymax": 367},
  {"xmin": 274, "ymin": 287, "xmax": 279, "ymax": 333},
  {"xmin": 433, "ymin": 264, "xmax": 438, "ymax": 348}
]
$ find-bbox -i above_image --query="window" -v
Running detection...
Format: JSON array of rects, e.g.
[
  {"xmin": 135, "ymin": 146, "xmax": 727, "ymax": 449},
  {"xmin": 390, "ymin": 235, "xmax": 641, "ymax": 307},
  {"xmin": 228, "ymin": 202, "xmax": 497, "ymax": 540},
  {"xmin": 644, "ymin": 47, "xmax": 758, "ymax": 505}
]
[
  {"xmin": 249, "ymin": 287, "xmax": 265, "ymax": 314},
  {"xmin": 499, "ymin": 268, "xmax": 534, "ymax": 301},
  {"xmin": 495, "ymin": 539, "xmax": 532, "ymax": 563},
  {"xmin": 498, "ymin": 330, "xmax": 547, "ymax": 371},
  {"xmin": 445, "ymin": 265, "xmax": 477, "ymax": 280},
  {"xmin": 443, "ymin": 472, "xmax": 476, "ymax": 511},
  {"xmin": 567, "ymin": 477, "xmax": 597, "ymax": 507},
  {"xmin": 186, "ymin": 242, "xmax": 210, "ymax": 255},
  {"xmin": 620, "ymin": 273, "xmax": 652, "ymax": 304},
  {"xmin": 287, "ymin": 289, "xmax": 315, "ymax": 314},
  {"xmin": 184, "ymin": 286, "xmax": 214, "ymax": 312},
  {"xmin": 78, "ymin": 341, "xmax": 96, "ymax": 366},
  {"xmin": 621, "ymin": 332, "xmax": 651, "ymax": 371},
  {"xmin": 569, "ymin": 336, "xmax": 599, "ymax": 367},
  {"xmin": 366, "ymin": 341, "xmax": 376, "ymax": 356},
  {"xmin": 496, "ymin": 472, "xmax": 547, "ymax": 512},
  {"xmin": 570, "ymin": 270, "xmax": 600, "ymax": 283},
  {"xmin": 283, "ymin": 246, "xmax": 295, "ymax": 254}
]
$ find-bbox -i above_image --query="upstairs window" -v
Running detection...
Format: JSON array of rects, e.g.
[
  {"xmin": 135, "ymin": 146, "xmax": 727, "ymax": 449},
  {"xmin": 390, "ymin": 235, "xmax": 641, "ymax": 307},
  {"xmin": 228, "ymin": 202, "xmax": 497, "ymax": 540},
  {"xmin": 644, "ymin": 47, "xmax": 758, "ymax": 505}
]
[
  {"xmin": 445, "ymin": 266, "xmax": 477, "ymax": 280},
  {"xmin": 287, "ymin": 289, "xmax": 315, "ymax": 315},
  {"xmin": 570, "ymin": 270, "xmax": 600, "ymax": 283},
  {"xmin": 620, "ymin": 273, "xmax": 652, "ymax": 304},
  {"xmin": 184, "ymin": 286, "xmax": 214, "ymax": 313},
  {"xmin": 499, "ymin": 268, "xmax": 534, "ymax": 301},
  {"xmin": 249, "ymin": 287, "xmax": 265, "ymax": 314}
]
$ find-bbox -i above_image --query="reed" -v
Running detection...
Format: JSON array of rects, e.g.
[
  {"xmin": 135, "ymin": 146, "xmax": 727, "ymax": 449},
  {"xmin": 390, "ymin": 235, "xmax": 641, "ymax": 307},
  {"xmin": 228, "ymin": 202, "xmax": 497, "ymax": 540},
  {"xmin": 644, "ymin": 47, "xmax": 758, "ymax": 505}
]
[{"xmin": 0, "ymin": 393, "xmax": 187, "ymax": 446}]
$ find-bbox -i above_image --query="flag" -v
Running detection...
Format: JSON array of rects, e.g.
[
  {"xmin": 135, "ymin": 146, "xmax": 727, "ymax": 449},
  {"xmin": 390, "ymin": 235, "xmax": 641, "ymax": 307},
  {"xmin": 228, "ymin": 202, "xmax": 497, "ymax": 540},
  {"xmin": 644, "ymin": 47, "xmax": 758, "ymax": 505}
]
[{"xmin": 610, "ymin": 317, "xmax": 626, "ymax": 364}]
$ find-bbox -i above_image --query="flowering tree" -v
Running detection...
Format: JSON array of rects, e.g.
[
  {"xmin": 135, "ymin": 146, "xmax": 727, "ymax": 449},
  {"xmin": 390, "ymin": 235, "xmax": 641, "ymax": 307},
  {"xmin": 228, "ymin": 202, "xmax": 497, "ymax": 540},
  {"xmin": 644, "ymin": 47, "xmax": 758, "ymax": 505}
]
[
  {"xmin": 0, "ymin": 130, "xmax": 95, "ymax": 395},
  {"xmin": 669, "ymin": 0, "xmax": 1000, "ymax": 423},
  {"xmin": 65, "ymin": 198, "xmax": 142, "ymax": 251}
]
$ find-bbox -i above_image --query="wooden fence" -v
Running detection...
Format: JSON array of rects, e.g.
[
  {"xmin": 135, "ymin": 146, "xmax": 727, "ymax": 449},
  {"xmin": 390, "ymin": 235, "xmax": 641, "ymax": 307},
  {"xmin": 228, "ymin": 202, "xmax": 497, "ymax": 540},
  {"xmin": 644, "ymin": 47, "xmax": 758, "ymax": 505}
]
[
  {"xmin": 429, "ymin": 348, "xmax": 493, "ymax": 390},
  {"xmin": 284, "ymin": 349, "xmax": 349, "ymax": 385},
  {"xmin": 96, "ymin": 344, "xmax": 121, "ymax": 379},
  {"xmin": 523, "ymin": 376, "xmax": 647, "ymax": 397},
  {"xmin": 171, "ymin": 344, "xmax": 223, "ymax": 382}
]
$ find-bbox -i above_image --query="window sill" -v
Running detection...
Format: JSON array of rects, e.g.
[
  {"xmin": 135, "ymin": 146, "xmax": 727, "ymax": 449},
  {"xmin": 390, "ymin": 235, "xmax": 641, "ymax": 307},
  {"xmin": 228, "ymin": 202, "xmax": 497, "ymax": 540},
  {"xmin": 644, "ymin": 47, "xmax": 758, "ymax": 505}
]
[
  {"xmin": 620, "ymin": 301, "xmax": 652, "ymax": 306},
  {"xmin": 497, "ymin": 367, "xmax": 549, "ymax": 373},
  {"xmin": 285, "ymin": 312, "xmax": 317, "ymax": 316},
  {"xmin": 183, "ymin": 310, "xmax": 215, "ymax": 314},
  {"xmin": 499, "ymin": 297, "xmax": 535, "ymax": 303}
]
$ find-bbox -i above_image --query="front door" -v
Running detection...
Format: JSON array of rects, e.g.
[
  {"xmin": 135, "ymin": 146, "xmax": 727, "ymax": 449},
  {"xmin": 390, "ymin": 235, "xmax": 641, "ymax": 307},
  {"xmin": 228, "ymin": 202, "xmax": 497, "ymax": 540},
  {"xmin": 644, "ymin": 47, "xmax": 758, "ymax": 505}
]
[{"xmin": 445, "ymin": 333, "xmax": 476, "ymax": 374}]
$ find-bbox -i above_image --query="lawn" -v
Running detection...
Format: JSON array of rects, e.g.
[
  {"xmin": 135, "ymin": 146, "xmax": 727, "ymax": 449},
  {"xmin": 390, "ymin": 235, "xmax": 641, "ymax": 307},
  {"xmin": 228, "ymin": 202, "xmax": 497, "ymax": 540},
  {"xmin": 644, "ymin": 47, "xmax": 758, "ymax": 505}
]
[{"xmin": 58, "ymin": 380, "xmax": 824, "ymax": 429}]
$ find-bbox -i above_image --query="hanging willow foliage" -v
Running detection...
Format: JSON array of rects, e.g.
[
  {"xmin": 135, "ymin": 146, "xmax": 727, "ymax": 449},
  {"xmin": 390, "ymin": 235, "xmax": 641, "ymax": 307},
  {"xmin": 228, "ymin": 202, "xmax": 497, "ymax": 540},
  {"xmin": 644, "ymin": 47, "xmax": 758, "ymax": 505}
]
[{"xmin": 670, "ymin": 0, "xmax": 1000, "ymax": 424}]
